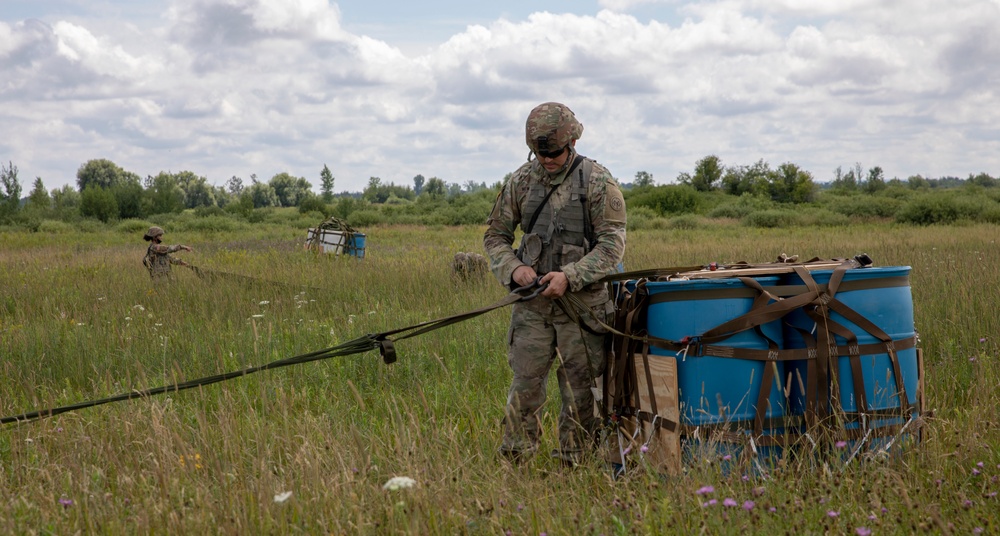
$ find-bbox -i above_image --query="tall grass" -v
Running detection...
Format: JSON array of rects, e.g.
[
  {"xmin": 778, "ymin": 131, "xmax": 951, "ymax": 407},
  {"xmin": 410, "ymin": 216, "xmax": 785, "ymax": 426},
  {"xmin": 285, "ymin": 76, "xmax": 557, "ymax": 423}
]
[{"xmin": 1, "ymin": 221, "xmax": 998, "ymax": 534}]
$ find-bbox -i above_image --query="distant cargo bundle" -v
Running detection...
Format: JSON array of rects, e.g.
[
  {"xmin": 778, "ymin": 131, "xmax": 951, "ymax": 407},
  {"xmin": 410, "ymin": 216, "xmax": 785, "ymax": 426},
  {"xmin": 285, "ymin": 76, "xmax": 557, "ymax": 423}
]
[{"xmin": 305, "ymin": 216, "xmax": 366, "ymax": 258}]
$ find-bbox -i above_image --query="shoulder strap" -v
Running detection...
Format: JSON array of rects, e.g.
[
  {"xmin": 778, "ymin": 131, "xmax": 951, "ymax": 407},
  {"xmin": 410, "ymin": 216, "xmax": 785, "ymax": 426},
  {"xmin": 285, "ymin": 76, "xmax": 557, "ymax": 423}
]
[
  {"xmin": 524, "ymin": 155, "xmax": 584, "ymax": 234},
  {"xmin": 578, "ymin": 160, "xmax": 595, "ymax": 249}
]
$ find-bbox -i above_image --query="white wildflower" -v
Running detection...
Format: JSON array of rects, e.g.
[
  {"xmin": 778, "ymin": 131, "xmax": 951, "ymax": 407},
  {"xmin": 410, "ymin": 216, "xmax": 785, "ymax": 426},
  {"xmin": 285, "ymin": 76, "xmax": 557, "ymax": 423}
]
[
  {"xmin": 251, "ymin": 314, "xmax": 264, "ymax": 319},
  {"xmin": 133, "ymin": 305, "xmax": 145, "ymax": 311},
  {"xmin": 259, "ymin": 300, "xmax": 270, "ymax": 306},
  {"xmin": 124, "ymin": 317, "xmax": 132, "ymax": 321},
  {"xmin": 383, "ymin": 476, "xmax": 417, "ymax": 491},
  {"xmin": 273, "ymin": 491, "xmax": 293, "ymax": 503}
]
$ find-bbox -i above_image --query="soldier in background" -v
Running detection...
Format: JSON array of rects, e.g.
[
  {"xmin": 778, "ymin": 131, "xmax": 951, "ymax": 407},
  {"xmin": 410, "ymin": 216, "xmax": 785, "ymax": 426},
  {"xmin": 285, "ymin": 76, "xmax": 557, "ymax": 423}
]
[
  {"xmin": 483, "ymin": 102, "xmax": 627, "ymax": 464},
  {"xmin": 143, "ymin": 226, "xmax": 193, "ymax": 279}
]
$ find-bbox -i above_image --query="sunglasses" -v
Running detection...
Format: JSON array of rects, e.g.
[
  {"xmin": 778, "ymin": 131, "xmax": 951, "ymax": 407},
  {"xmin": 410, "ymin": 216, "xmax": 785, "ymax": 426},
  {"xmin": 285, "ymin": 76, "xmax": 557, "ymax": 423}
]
[{"xmin": 536, "ymin": 146, "xmax": 567, "ymax": 159}]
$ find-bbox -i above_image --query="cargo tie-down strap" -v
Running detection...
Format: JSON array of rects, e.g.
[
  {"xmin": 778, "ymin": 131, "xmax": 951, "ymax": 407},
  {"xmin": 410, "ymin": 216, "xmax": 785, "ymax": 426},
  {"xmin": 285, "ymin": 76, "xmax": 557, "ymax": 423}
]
[
  {"xmin": 561, "ymin": 259, "xmax": 924, "ymax": 448},
  {"xmin": 1, "ymin": 277, "xmax": 550, "ymax": 426}
]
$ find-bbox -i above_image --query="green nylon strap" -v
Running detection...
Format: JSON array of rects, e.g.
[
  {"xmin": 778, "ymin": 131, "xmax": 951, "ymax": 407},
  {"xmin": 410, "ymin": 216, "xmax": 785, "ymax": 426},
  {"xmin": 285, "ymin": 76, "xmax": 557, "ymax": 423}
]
[
  {"xmin": 644, "ymin": 275, "xmax": 910, "ymax": 304},
  {"xmin": 1, "ymin": 288, "xmax": 530, "ymax": 426}
]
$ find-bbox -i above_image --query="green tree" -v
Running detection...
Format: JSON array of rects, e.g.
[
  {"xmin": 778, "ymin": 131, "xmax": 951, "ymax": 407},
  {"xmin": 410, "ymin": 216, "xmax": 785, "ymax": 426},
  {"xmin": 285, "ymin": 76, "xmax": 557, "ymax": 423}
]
[
  {"xmin": 144, "ymin": 172, "xmax": 185, "ymax": 215},
  {"xmin": 969, "ymin": 172, "xmax": 996, "ymax": 188},
  {"xmin": 413, "ymin": 174, "xmax": 425, "ymax": 196},
  {"xmin": 862, "ymin": 166, "xmax": 886, "ymax": 195},
  {"xmin": 212, "ymin": 185, "xmax": 233, "ymax": 208},
  {"xmin": 722, "ymin": 160, "xmax": 771, "ymax": 197},
  {"xmin": 113, "ymin": 176, "xmax": 145, "ymax": 219},
  {"xmin": 320, "ymin": 165, "xmax": 335, "ymax": 202},
  {"xmin": 174, "ymin": 171, "xmax": 216, "ymax": 208},
  {"xmin": 634, "ymin": 171, "xmax": 655, "ymax": 188},
  {"xmin": 51, "ymin": 185, "xmax": 81, "ymax": 218},
  {"xmin": 363, "ymin": 176, "xmax": 384, "ymax": 203},
  {"xmin": 77, "ymin": 159, "xmax": 126, "ymax": 191},
  {"xmin": 832, "ymin": 163, "xmax": 864, "ymax": 192},
  {"xmin": 0, "ymin": 161, "xmax": 22, "ymax": 219},
  {"xmin": 80, "ymin": 185, "xmax": 118, "ymax": 222},
  {"xmin": 423, "ymin": 177, "xmax": 446, "ymax": 199},
  {"xmin": 269, "ymin": 172, "xmax": 311, "ymax": 206},
  {"xmin": 770, "ymin": 162, "xmax": 817, "ymax": 203},
  {"xmin": 690, "ymin": 155, "xmax": 723, "ymax": 192},
  {"xmin": 26, "ymin": 177, "xmax": 51, "ymax": 212},
  {"xmin": 226, "ymin": 175, "xmax": 244, "ymax": 196},
  {"xmin": 247, "ymin": 180, "xmax": 277, "ymax": 208}
]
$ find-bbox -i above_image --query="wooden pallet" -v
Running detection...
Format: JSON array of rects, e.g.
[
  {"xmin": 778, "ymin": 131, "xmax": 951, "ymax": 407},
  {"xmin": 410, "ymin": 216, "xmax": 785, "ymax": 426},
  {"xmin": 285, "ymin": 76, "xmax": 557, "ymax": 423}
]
[{"xmin": 670, "ymin": 261, "xmax": 851, "ymax": 280}]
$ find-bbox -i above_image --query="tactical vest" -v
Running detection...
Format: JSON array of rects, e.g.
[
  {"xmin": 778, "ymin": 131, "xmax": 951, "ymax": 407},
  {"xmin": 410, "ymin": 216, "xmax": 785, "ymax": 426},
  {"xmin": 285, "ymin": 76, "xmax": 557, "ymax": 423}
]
[
  {"xmin": 144, "ymin": 244, "xmax": 171, "ymax": 278},
  {"xmin": 518, "ymin": 158, "xmax": 595, "ymax": 274}
]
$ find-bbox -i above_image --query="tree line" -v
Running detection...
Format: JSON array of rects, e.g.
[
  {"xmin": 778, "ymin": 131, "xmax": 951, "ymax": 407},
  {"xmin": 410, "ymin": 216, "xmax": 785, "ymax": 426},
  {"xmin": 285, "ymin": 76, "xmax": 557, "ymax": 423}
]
[{"xmin": 1, "ymin": 156, "xmax": 997, "ymax": 229}]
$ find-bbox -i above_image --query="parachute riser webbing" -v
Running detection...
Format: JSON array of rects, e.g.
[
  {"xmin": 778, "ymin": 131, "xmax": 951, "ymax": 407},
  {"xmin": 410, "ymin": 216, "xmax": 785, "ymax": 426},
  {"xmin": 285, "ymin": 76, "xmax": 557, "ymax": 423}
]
[{"xmin": 1, "ymin": 278, "xmax": 543, "ymax": 426}]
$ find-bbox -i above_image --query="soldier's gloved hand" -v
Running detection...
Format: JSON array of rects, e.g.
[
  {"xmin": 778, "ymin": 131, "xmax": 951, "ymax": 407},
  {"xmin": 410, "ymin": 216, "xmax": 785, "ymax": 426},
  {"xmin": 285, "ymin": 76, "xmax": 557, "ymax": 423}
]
[
  {"xmin": 539, "ymin": 271, "xmax": 568, "ymax": 298},
  {"xmin": 512, "ymin": 265, "xmax": 537, "ymax": 287},
  {"xmin": 182, "ymin": 245, "xmax": 193, "ymax": 252}
]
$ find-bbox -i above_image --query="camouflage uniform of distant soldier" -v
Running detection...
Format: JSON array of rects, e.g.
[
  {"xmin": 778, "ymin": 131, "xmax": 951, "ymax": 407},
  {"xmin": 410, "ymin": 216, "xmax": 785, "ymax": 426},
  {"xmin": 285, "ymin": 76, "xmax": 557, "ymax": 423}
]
[
  {"xmin": 484, "ymin": 102, "xmax": 627, "ymax": 464},
  {"xmin": 143, "ymin": 226, "xmax": 194, "ymax": 279}
]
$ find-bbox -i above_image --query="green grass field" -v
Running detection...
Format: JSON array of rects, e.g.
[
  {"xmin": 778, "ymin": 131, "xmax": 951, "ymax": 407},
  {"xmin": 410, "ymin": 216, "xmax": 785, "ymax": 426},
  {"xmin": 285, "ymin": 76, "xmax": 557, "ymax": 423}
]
[{"xmin": 1, "ymin": 220, "xmax": 997, "ymax": 534}]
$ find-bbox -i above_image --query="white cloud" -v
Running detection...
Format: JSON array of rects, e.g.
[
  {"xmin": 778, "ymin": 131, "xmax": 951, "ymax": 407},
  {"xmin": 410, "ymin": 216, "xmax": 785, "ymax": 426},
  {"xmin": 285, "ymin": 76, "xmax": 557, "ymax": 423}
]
[
  {"xmin": 598, "ymin": 0, "xmax": 673, "ymax": 11},
  {"xmin": 2, "ymin": 0, "xmax": 1000, "ymax": 192}
]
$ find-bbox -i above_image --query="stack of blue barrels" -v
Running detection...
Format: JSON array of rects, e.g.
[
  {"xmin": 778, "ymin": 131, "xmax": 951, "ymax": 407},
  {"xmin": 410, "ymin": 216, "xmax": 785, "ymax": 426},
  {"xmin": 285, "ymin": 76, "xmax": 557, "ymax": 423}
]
[{"xmin": 638, "ymin": 264, "xmax": 920, "ymax": 467}]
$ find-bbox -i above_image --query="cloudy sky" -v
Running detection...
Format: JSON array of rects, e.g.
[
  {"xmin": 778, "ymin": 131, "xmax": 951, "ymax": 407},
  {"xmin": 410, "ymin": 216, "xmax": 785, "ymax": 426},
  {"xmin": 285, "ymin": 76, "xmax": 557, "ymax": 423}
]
[{"xmin": 2, "ymin": 0, "xmax": 999, "ymax": 194}]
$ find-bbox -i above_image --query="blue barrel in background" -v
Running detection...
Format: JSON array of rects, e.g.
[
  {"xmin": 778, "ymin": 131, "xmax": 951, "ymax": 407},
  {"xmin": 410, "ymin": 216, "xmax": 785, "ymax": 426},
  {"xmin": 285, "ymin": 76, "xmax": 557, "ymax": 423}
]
[
  {"xmin": 645, "ymin": 276, "xmax": 787, "ymax": 462},
  {"xmin": 783, "ymin": 266, "xmax": 918, "ymax": 448},
  {"xmin": 347, "ymin": 233, "xmax": 366, "ymax": 258}
]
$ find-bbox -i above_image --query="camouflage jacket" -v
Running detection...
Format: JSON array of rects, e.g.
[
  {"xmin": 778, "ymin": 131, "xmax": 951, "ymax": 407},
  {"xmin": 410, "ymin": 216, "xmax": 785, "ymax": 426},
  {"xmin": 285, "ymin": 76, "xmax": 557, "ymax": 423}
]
[
  {"xmin": 484, "ymin": 152, "xmax": 626, "ymax": 293},
  {"xmin": 144, "ymin": 243, "xmax": 187, "ymax": 278}
]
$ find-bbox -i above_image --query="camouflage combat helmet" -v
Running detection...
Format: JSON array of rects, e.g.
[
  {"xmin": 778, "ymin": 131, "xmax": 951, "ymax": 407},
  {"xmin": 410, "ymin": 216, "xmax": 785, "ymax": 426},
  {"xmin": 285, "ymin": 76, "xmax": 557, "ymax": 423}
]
[
  {"xmin": 144, "ymin": 226, "xmax": 165, "ymax": 240},
  {"xmin": 525, "ymin": 102, "xmax": 584, "ymax": 154}
]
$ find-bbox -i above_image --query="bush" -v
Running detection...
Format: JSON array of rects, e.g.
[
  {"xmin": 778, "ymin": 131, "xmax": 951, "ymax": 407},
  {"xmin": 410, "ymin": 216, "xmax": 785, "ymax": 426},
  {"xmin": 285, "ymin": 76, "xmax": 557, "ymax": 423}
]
[
  {"xmin": 627, "ymin": 184, "xmax": 701, "ymax": 216},
  {"xmin": 115, "ymin": 219, "xmax": 153, "ymax": 234},
  {"xmin": 176, "ymin": 215, "xmax": 248, "ymax": 233},
  {"xmin": 823, "ymin": 195, "xmax": 902, "ymax": 219},
  {"xmin": 298, "ymin": 196, "xmax": 331, "ymax": 216},
  {"xmin": 895, "ymin": 192, "xmax": 998, "ymax": 225},
  {"xmin": 39, "ymin": 219, "xmax": 74, "ymax": 234},
  {"xmin": 743, "ymin": 209, "xmax": 800, "ymax": 228},
  {"xmin": 79, "ymin": 186, "xmax": 118, "ymax": 223},
  {"xmin": 246, "ymin": 209, "xmax": 269, "ymax": 224},
  {"xmin": 625, "ymin": 206, "xmax": 659, "ymax": 230},
  {"xmin": 347, "ymin": 210, "xmax": 385, "ymax": 227},
  {"xmin": 194, "ymin": 205, "xmax": 227, "ymax": 218},
  {"xmin": 77, "ymin": 220, "xmax": 105, "ymax": 233},
  {"xmin": 797, "ymin": 208, "xmax": 852, "ymax": 227},
  {"xmin": 667, "ymin": 214, "xmax": 710, "ymax": 230},
  {"xmin": 707, "ymin": 195, "xmax": 776, "ymax": 219}
]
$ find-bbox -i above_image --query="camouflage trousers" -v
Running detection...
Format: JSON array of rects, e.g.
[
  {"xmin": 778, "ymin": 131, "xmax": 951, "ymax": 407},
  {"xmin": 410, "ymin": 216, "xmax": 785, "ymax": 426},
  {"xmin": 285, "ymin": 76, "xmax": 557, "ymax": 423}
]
[{"xmin": 501, "ymin": 294, "xmax": 611, "ymax": 457}]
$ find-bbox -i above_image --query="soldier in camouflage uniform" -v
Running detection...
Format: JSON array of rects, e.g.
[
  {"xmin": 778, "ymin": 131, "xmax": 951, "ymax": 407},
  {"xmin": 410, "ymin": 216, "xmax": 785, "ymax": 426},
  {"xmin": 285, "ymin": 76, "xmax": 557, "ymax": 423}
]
[
  {"xmin": 484, "ymin": 102, "xmax": 627, "ymax": 464},
  {"xmin": 143, "ymin": 226, "xmax": 194, "ymax": 279}
]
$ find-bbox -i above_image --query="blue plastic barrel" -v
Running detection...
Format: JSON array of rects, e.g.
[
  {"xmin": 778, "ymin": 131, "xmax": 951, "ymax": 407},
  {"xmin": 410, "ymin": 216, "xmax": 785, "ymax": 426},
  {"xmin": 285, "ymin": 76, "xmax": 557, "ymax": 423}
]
[
  {"xmin": 782, "ymin": 266, "xmax": 918, "ymax": 449},
  {"xmin": 347, "ymin": 233, "xmax": 366, "ymax": 258},
  {"xmin": 645, "ymin": 277, "xmax": 787, "ymax": 462}
]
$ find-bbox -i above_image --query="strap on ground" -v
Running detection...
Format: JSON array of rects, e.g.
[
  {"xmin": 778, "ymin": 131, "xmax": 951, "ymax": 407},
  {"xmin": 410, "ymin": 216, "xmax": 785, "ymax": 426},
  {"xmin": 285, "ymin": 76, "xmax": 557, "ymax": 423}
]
[{"xmin": 1, "ymin": 282, "xmax": 535, "ymax": 426}]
